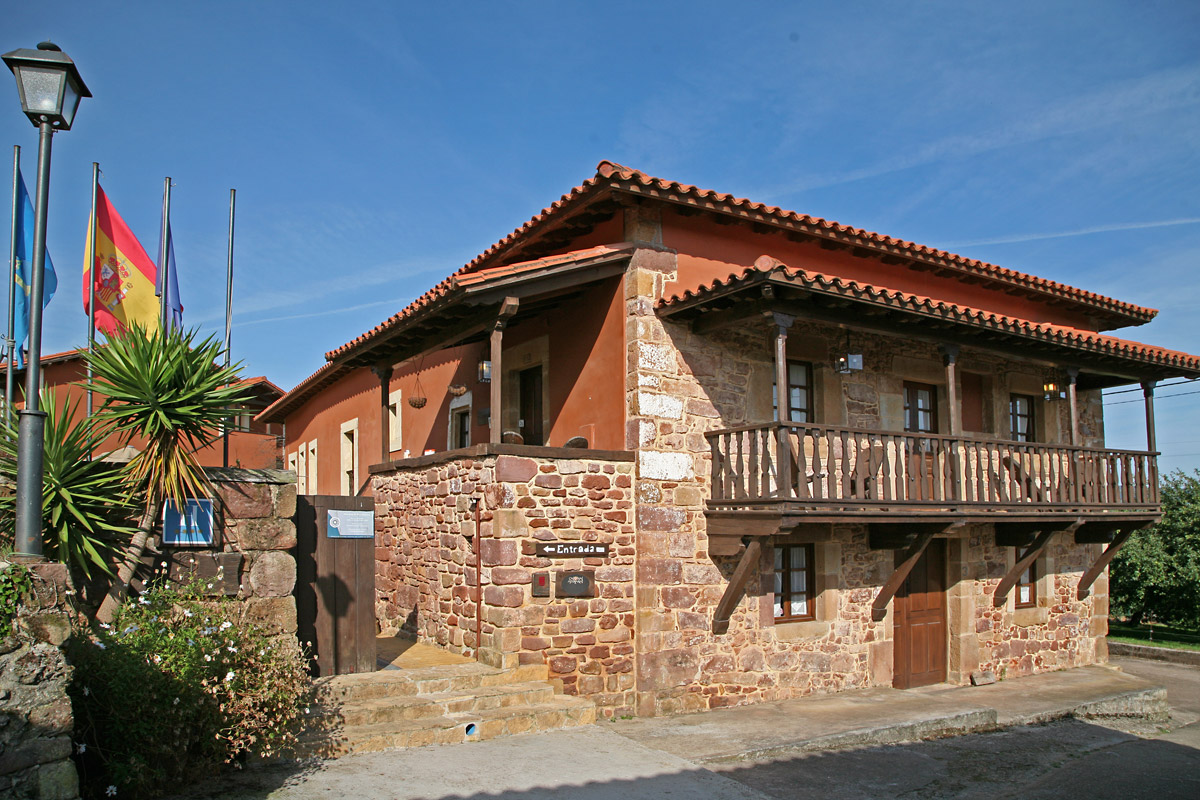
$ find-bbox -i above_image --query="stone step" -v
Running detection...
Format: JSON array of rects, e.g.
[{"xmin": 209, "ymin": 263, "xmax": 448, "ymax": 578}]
[
  {"xmin": 298, "ymin": 695, "xmax": 596, "ymax": 757},
  {"xmin": 315, "ymin": 662, "xmax": 549, "ymax": 703},
  {"xmin": 327, "ymin": 682, "xmax": 560, "ymax": 728}
]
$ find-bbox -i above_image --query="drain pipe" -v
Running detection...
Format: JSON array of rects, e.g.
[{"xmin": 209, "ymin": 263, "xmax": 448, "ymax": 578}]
[{"xmin": 472, "ymin": 495, "xmax": 483, "ymax": 662}]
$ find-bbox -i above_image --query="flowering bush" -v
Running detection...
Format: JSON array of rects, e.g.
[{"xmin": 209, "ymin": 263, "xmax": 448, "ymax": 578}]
[{"xmin": 67, "ymin": 580, "xmax": 313, "ymax": 799}]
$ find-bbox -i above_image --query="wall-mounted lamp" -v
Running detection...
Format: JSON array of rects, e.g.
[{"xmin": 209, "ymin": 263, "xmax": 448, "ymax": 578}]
[
  {"xmin": 1043, "ymin": 381, "xmax": 1064, "ymax": 401},
  {"xmin": 477, "ymin": 359, "xmax": 492, "ymax": 383},
  {"xmin": 834, "ymin": 331, "xmax": 862, "ymax": 374}
]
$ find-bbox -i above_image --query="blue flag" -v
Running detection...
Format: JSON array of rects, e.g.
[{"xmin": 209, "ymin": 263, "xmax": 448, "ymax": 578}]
[
  {"xmin": 12, "ymin": 172, "xmax": 57, "ymax": 368},
  {"xmin": 155, "ymin": 220, "xmax": 183, "ymax": 330}
]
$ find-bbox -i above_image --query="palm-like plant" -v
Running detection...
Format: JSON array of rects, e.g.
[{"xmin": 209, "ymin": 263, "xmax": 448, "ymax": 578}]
[
  {"xmin": 0, "ymin": 392, "xmax": 137, "ymax": 579},
  {"xmin": 90, "ymin": 326, "xmax": 253, "ymax": 623}
]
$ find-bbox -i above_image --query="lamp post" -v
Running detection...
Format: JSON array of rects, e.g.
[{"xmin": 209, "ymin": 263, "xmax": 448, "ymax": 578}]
[{"xmin": 2, "ymin": 41, "xmax": 90, "ymax": 559}]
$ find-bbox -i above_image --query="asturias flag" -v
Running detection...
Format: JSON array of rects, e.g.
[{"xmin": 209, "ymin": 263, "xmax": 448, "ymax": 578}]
[
  {"xmin": 13, "ymin": 172, "xmax": 58, "ymax": 367},
  {"xmin": 83, "ymin": 186, "xmax": 160, "ymax": 335}
]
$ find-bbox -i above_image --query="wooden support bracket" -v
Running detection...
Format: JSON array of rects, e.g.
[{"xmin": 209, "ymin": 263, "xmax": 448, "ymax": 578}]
[
  {"xmin": 712, "ymin": 538, "xmax": 763, "ymax": 636},
  {"xmin": 1077, "ymin": 527, "xmax": 1142, "ymax": 599},
  {"xmin": 993, "ymin": 530, "xmax": 1054, "ymax": 607},
  {"xmin": 870, "ymin": 530, "xmax": 937, "ymax": 622}
]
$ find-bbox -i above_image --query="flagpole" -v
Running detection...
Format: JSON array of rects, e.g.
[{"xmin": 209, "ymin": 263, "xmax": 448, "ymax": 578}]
[
  {"xmin": 157, "ymin": 176, "xmax": 171, "ymax": 330},
  {"xmin": 223, "ymin": 188, "xmax": 235, "ymax": 468},
  {"xmin": 85, "ymin": 162, "xmax": 98, "ymax": 420},
  {"xmin": 5, "ymin": 145, "xmax": 18, "ymax": 421}
]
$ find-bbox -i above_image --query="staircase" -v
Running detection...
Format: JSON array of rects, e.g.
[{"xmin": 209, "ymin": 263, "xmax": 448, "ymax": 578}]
[{"xmin": 301, "ymin": 661, "xmax": 596, "ymax": 756}]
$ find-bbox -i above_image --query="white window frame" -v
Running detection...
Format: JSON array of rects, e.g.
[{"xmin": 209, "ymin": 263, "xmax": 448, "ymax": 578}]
[
  {"xmin": 388, "ymin": 389, "xmax": 403, "ymax": 452},
  {"xmin": 447, "ymin": 390, "xmax": 472, "ymax": 450},
  {"xmin": 340, "ymin": 419, "xmax": 359, "ymax": 496},
  {"xmin": 307, "ymin": 439, "xmax": 318, "ymax": 496}
]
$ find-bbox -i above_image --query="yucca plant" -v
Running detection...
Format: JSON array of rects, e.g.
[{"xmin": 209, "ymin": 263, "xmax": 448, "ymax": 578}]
[
  {"xmin": 0, "ymin": 392, "xmax": 136, "ymax": 579},
  {"xmin": 89, "ymin": 326, "xmax": 253, "ymax": 623}
]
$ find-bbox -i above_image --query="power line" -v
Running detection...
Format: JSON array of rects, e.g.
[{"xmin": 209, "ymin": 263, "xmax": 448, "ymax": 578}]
[
  {"xmin": 1105, "ymin": 389, "xmax": 1200, "ymax": 406},
  {"xmin": 1103, "ymin": 377, "xmax": 1198, "ymax": 397}
]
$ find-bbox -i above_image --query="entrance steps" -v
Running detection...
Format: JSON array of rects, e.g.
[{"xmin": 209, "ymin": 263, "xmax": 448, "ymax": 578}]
[{"xmin": 301, "ymin": 661, "xmax": 596, "ymax": 756}]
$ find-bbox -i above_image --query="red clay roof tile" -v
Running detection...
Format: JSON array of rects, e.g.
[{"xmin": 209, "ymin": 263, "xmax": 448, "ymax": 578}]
[{"xmin": 660, "ymin": 255, "xmax": 1199, "ymax": 374}]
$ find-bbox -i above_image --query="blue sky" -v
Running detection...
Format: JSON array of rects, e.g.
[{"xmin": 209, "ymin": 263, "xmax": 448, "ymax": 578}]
[{"xmin": 3, "ymin": 1, "xmax": 1199, "ymax": 471}]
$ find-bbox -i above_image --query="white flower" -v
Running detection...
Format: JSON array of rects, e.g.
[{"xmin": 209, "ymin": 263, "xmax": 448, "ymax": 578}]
[
  {"xmin": 99, "ymin": 622, "xmax": 110, "ymax": 629},
  {"xmin": 204, "ymin": 654, "xmax": 212, "ymax": 662},
  {"xmin": 182, "ymin": 609, "xmax": 193, "ymax": 617},
  {"xmin": 152, "ymin": 655, "xmax": 161, "ymax": 664},
  {"xmin": 106, "ymin": 786, "xmax": 117, "ymax": 797},
  {"xmin": 123, "ymin": 625, "xmax": 139, "ymax": 634},
  {"xmin": 77, "ymin": 742, "xmax": 87, "ymax": 754},
  {"xmin": 173, "ymin": 697, "xmax": 180, "ymax": 706},
  {"xmin": 220, "ymin": 621, "xmax": 232, "ymax": 630},
  {"xmin": 224, "ymin": 671, "xmax": 235, "ymax": 682},
  {"xmin": 83, "ymin": 686, "xmax": 90, "ymax": 696},
  {"xmin": 95, "ymin": 642, "xmax": 106, "ymax": 650},
  {"xmin": 227, "ymin": 646, "xmax": 237, "ymax": 653}
]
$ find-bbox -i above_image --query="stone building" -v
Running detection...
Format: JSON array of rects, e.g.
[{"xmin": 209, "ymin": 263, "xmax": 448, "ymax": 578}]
[{"xmin": 260, "ymin": 161, "xmax": 1200, "ymax": 717}]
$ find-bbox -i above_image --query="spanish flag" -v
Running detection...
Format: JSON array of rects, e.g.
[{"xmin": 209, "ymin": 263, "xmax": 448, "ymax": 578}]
[{"xmin": 82, "ymin": 186, "xmax": 160, "ymax": 335}]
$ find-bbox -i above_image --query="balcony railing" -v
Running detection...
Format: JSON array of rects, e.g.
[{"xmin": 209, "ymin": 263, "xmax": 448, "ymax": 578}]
[{"xmin": 706, "ymin": 422, "xmax": 1159, "ymax": 515}]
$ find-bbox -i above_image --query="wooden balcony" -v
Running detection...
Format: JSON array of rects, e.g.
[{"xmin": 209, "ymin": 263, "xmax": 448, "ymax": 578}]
[{"xmin": 706, "ymin": 422, "xmax": 1160, "ymax": 523}]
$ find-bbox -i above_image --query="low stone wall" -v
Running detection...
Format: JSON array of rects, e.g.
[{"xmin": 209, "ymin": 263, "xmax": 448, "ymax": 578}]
[
  {"xmin": 373, "ymin": 446, "xmax": 638, "ymax": 716},
  {"xmin": 163, "ymin": 468, "xmax": 298, "ymax": 638},
  {"xmin": 1, "ymin": 562, "xmax": 80, "ymax": 800}
]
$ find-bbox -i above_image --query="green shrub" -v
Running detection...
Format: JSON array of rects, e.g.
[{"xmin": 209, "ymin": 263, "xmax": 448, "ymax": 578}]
[
  {"xmin": 68, "ymin": 579, "xmax": 313, "ymax": 799},
  {"xmin": 0, "ymin": 561, "xmax": 33, "ymax": 638}
]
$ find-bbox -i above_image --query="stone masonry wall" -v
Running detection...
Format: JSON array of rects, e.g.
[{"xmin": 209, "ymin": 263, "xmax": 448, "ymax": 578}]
[
  {"xmin": 373, "ymin": 449, "xmax": 638, "ymax": 716},
  {"xmin": 624, "ymin": 241, "xmax": 1109, "ymax": 715},
  {"xmin": 1, "ymin": 562, "xmax": 80, "ymax": 800},
  {"xmin": 163, "ymin": 468, "xmax": 299, "ymax": 639}
]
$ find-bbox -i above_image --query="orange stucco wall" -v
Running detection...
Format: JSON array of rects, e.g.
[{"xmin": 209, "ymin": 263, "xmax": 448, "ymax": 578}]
[
  {"xmin": 4, "ymin": 356, "xmax": 281, "ymax": 469},
  {"xmin": 281, "ymin": 277, "xmax": 626, "ymax": 495},
  {"xmin": 658, "ymin": 208, "xmax": 1099, "ymax": 331}
]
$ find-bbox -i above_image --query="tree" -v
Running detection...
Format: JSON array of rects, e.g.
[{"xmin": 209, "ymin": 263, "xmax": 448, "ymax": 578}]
[
  {"xmin": 1110, "ymin": 469, "xmax": 1200, "ymax": 629},
  {"xmin": 90, "ymin": 326, "xmax": 252, "ymax": 623},
  {"xmin": 0, "ymin": 392, "xmax": 136, "ymax": 579}
]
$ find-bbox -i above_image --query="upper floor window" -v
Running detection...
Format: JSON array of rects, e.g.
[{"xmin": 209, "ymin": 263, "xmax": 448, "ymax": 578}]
[
  {"xmin": 773, "ymin": 543, "xmax": 815, "ymax": 621},
  {"xmin": 904, "ymin": 382, "xmax": 938, "ymax": 434},
  {"xmin": 773, "ymin": 360, "xmax": 814, "ymax": 423},
  {"xmin": 1010, "ymin": 394, "xmax": 1035, "ymax": 442}
]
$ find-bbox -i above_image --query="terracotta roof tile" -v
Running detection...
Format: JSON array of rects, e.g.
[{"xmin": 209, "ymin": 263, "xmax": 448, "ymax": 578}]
[{"xmin": 660, "ymin": 255, "xmax": 1200, "ymax": 375}]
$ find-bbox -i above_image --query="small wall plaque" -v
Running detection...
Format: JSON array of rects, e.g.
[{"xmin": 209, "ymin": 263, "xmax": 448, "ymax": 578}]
[
  {"xmin": 162, "ymin": 499, "xmax": 215, "ymax": 546},
  {"xmin": 556, "ymin": 570, "xmax": 595, "ymax": 598},
  {"xmin": 532, "ymin": 572, "xmax": 550, "ymax": 597},
  {"xmin": 536, "ymin": 542, "xmax": 609, "ymax": 558},
  {"xmin": 327, "ymin": 509, "xmax": 375, "ymax": 538}
]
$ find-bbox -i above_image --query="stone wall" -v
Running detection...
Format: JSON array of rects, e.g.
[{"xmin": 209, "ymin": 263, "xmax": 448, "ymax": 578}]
[
  {"xmin": 622, "ymin": 242, "xmax": 1110, "ymax": 715},
  {"xmin": 163, "ymin": 468, "xmax": 299, "ymax": 638},
  {"xmin": 0, "ymin": 562, "xmax": 80, "ymax": 800},
  {"xmin": 373, "ymin": 446, "xmax": 638, "ymax": 716}
]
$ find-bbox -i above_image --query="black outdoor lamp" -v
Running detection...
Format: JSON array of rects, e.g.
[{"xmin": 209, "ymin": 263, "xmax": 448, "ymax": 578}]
[{"xmin": 3, "ymin": 41, "xmax": 90, "ymax": 560}]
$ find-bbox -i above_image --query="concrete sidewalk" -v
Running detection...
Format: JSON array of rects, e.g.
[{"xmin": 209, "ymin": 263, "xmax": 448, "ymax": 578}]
[
  {"xmin": 169, "ymin": 664, "xmax": 1167, "ymax": 799},
  {"xmin": 611, "ymin": 664, "xmax": 1166, "ymax": 764}
]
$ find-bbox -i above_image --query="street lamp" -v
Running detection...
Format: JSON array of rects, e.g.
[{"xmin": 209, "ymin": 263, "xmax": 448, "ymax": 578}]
[{"xmin": 3, "ymin": 41, "xmax": 90, "ymax": 559}]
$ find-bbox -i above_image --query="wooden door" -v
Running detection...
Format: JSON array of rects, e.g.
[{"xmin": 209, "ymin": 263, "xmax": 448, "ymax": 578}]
[
  {"xmin": 295, "ymin": 494, "xmax": 376, "ymax": 676},
  {"xmin": 519, "ymin": 366, "xmax": 544, "ymax": 446},
  {"xmin": 893, "ymin": 539, "xmax": 947, "ymax": 689}
]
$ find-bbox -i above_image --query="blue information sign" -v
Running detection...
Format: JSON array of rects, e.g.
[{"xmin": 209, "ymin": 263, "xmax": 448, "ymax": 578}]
[
  {"xmin": 327, "ymin": 509, "xmax": 375, "ymax": 539},
  {"xmin": 162, "ymin": 499, "xmax": 215, "ymax": 546}
]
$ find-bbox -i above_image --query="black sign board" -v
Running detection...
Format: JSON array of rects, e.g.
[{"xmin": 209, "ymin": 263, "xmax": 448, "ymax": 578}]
[
  {"xmin": 536, "ymin": 542, "xmax": 609, "ymax": 558},
  {"xmin": 556, "ymin": 570, "xmax": 595, "ymax": 598}
]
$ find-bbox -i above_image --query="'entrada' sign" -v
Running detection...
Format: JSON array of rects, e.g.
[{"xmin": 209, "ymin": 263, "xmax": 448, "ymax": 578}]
[{"xmin": 535, "ymin": 542, "xmax": 609, "ymax": 558}]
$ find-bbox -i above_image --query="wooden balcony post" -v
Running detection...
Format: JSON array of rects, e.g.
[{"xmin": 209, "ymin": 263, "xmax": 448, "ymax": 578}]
[
  {"xmin": 489, "ymin": 297, "xmax": 520, "ymax": 444},
  {"xmin": 771, "ymin": 312, "xmax": 795, "ymax": 498},
  {"xmin": 371, "ymin": 362, "xmax": 394, "ymax": 464},
  {"xmin": 1142, "ymin": 381, "xmax": 1157, "ymax": 453},
  {"xmin": 1066, "ymin": 367, "xmax": 1080, "ymax": 446},
  {"xmin": 939, "ymin": 344, "xmax": 961, "ymax": 436}
]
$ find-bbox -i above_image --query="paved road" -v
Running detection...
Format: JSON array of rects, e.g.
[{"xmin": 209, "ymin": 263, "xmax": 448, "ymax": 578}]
[{"xmin": 710, "ymin": 657, "xmax": 1200, "ymax": 800}]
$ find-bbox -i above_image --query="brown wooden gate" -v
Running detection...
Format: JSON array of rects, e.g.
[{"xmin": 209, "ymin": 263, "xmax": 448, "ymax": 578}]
[
  {"xmin": 893, "ymin": 539, "xmax": 947, "ymax": 689},
  {"xmin": 294, "ymin": 494, "xmax": 376, "ymax": 676}
]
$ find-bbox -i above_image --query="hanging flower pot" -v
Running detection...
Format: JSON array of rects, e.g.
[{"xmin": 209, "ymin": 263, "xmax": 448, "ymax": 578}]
[
  {"xmin": 448, "ymin": 383, "xmax": 468, "ymax": 397},
  {"xmin": 408, "ymin": 369, "xmax": 427, "ymax": 408}
]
